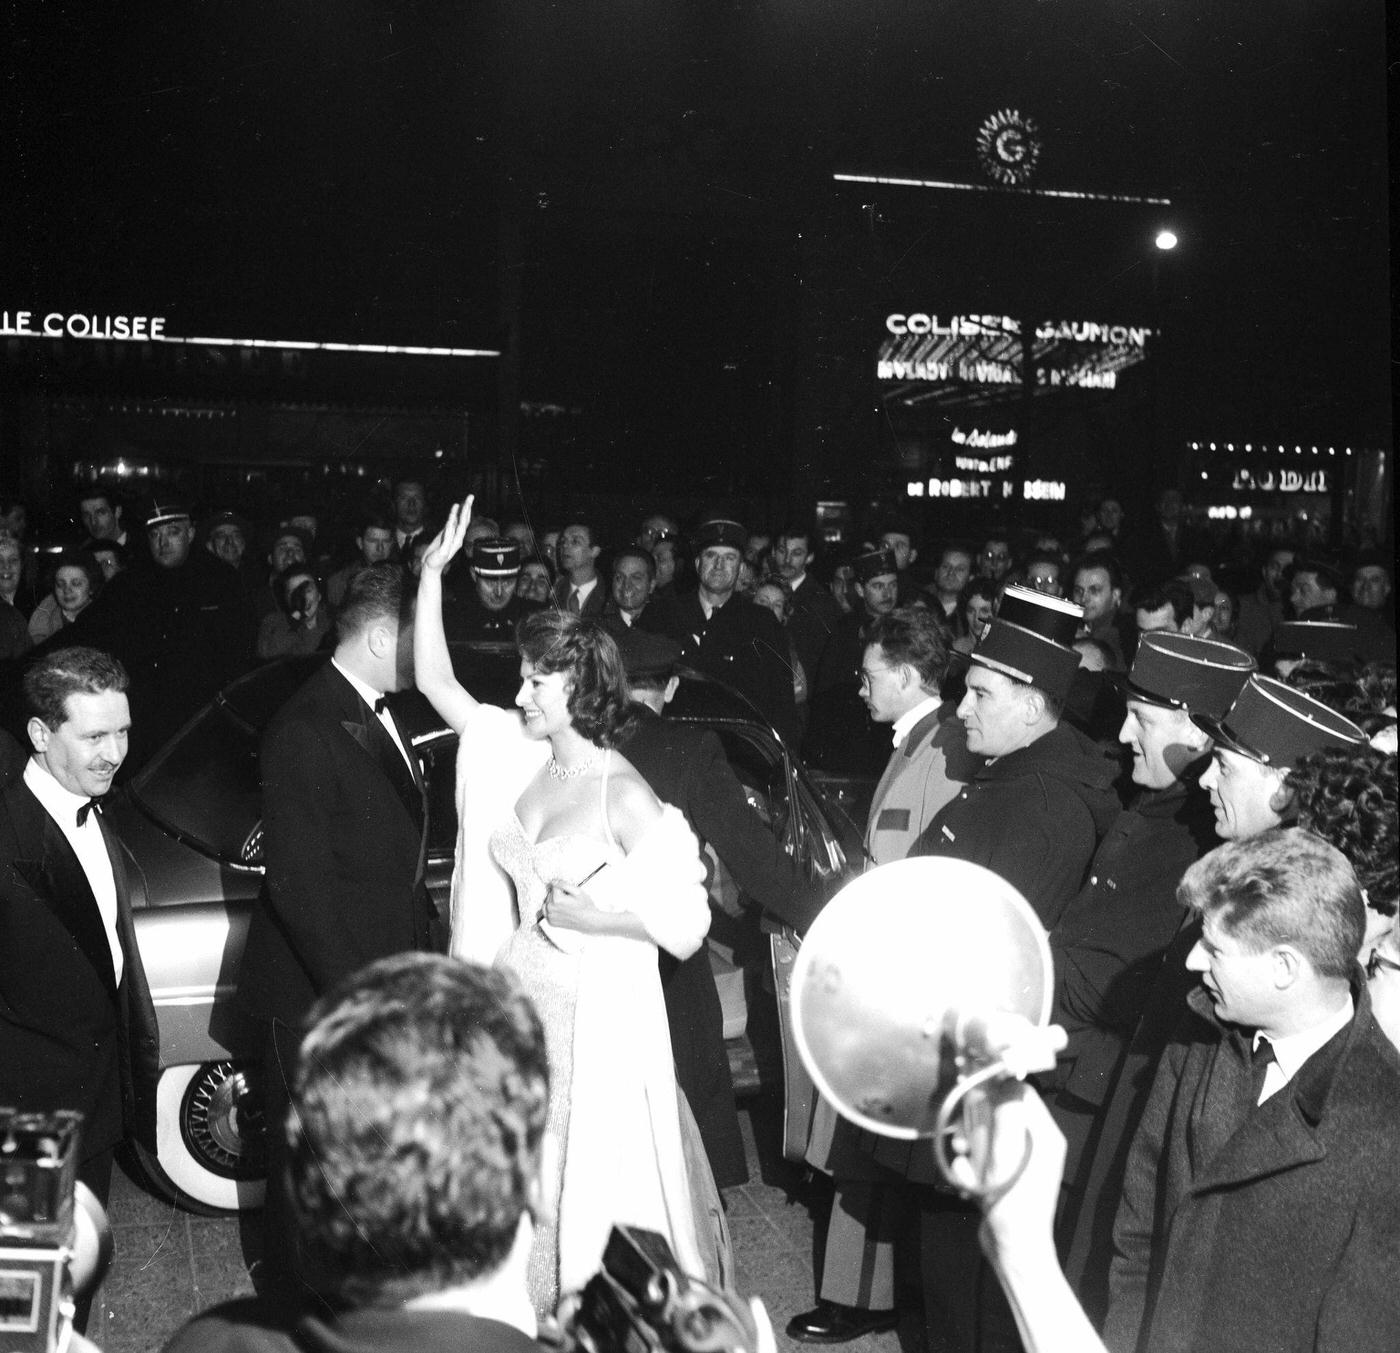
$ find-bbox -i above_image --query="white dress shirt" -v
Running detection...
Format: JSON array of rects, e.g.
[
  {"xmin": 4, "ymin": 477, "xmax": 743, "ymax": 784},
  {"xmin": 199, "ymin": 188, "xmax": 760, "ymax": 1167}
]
[
  {"xmin": 332, "ymin": 659, "xmax": 416, "ymax": 775},
  {"xmin": 1253, "ymin": 995, "xmax": 1354, "ymax": 1103},
  {"xmin": 23, "ymin": 758, "xmax": 123, "ymax": 986},
  {"xmin": 890, "ymin": 694, "xmax": 943, "ymax": 748}
]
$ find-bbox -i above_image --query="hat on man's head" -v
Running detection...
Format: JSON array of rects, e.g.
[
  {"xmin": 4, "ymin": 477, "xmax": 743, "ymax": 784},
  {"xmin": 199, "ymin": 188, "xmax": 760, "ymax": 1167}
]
[
  {"xmin": 471, "ymin": 537, "xmax": 522, "ymax": 577},
  {"xmin": 612, "ymin": 627, "xmax": 683, "ymax": 683},
  {"xmin": 852, "ymin": 547, "xmax": 898, "ymax": 584},
  {"xmin": 1292, "ymin": 550, "xmax": 1347, "ymax": 593},
  {"xmin": 202, "ymin": 509, "xmax": 250, "ymax": 538},
  {"xmin": 1111, "ymin": 632, "xmax": 1255, "ymax": 720},
  {"xmin": 1176, "ymin": 572, "xmax": 1217, "ymax": 610},
  {"xmin": 1191, "ymin": 674, "xmax": 1365, "ymax": 769},
  {"xmin": 997, "ymin": 584, "xmax": 1082, "ymax": 648},
  {"xmin": 692, "ymin": 518, "xmax": 747, "ymax": 553},
  {"xmin": 143, "ymin": 498, "xmax": 191, "ymax": 529},
  {"xmin": 969, "ymin": 618, "xmax": 1080, "ymax": 706},
  {"xmin": 1271, "ymin": 620, "xmax": 1360, "ymax": 666}
]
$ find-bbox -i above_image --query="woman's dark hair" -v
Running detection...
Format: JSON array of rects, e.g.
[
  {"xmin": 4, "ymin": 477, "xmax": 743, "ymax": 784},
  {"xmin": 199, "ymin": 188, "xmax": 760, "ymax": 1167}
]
[
  {"xmin": 515, "ymin": 611, "xmax": 631, "ymax": 746},
  {"xmin": 1290, "ymin": 746, "xmax": 1398, "ymax": 917},
  {"xmin": 45, "ymin": 550, "xmax": 102, "ymax": 600},
  {"xmin": 518, "ymin": 552, "xmax": 556, "ymax": 584},
  {"xmin": 1283, "ymin": 658, "xmax": 1359, "ymax": 715}
]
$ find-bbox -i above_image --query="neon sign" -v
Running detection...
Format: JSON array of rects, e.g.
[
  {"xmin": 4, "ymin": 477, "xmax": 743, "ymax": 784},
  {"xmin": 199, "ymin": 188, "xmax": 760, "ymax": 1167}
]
[
  {"xmin": 2, "ymin": 310, "xmax": 167, "ymax": 340},
  {"xmin": 1231, "ymin": 468, "xmax": 1330, "ymax": 494}
]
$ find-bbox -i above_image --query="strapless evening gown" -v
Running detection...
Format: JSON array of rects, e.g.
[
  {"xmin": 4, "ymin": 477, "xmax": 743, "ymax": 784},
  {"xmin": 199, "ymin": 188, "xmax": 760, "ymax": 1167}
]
[{"xmin": 488, "ymin": 755, "xmax": 722, "ymax": 1313}]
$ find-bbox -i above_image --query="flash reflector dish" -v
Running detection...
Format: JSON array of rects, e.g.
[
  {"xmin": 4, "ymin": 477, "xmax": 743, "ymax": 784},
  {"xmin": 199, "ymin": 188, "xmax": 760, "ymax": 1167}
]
[{"xmin": 790, "ymin": 857, "xmax": 1053, "ymax": 1140}]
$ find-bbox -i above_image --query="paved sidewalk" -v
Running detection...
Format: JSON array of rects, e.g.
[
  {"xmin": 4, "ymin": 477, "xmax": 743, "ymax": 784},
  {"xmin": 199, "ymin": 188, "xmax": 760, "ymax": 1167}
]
[{"xmin": 90, "ymin": 1093, "xmax": 916, "ymax": 1353}]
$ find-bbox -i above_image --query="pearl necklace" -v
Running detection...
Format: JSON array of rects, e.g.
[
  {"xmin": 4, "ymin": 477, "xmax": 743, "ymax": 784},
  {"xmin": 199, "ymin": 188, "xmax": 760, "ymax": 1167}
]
[{"xmin": 547, "ymin": 754, "xmax": 597, "ymax": 781}]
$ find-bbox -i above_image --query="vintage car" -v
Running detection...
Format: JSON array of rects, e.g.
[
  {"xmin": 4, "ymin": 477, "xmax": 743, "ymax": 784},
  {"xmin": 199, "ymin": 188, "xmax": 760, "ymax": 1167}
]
[{"xmin": 111, "ymin": 650, "xmax": 867, "ymax": 1212}]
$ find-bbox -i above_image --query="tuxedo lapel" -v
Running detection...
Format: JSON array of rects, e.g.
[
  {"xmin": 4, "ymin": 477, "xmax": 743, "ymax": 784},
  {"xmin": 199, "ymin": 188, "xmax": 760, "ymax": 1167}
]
[
  {"xmin": 8, "ymin": 786, "xmax": 121, "ymax": 1000},
  {"xmin": 333, "ymin": 687, "xmax": 424, "ymax": 831}
]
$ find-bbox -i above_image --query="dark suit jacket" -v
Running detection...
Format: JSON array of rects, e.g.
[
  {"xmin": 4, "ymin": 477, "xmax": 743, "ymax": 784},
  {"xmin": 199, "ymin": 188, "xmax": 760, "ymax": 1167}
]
[
  {"xmin": 1106, "ymin": 979, "xmax": 1400, "ymax": 1353},
  {"xmin": 618, "ymin": 706, "xmax": 820, "ymax": 1187},
  {"xmin": 0, "ymin": 776, "xmax": 159, "ymax": 1158},
  {"xmin": 552, "ymin": 575, "xmax": 607, "ymax": 618},
  {"xmin": 238, "ymin": 662, "xmax": 437, "ymax": 1034}
]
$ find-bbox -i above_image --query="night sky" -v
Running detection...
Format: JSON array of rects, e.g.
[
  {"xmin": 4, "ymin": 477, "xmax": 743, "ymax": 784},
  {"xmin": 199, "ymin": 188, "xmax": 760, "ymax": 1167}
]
[{"xmin": 4, "ymin": 1, "xmax": 1390, "ymax": 479}]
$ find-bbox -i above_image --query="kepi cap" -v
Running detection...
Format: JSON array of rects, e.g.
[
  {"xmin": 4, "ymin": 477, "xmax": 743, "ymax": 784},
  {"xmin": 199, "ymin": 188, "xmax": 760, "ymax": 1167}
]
[
  {"xmin": 996, "ymin": 584, "xmax": 1082, "ymax": 648},
  {"xmin": 1271, "ymin": 620, "xmax": 1360, "ymax": 666},
  {"xmin": 1111, "ymin": 631, "xmax": 1255, "ymax": 721},
  {"xmin": 1192, "ymin": 673, "xmax": 1365, "ymax": 769},
  {"xmin": 471, "ymin": 537, "xmax": 522, "ymax": 577},
  {"xmin": 852, "ymin": 547, "xmax": 898, "ymax": 584},
  {"xmin": 692, "ymin": 518, "xmax": 748, "ymax": 552},
  {"xmin": 969, "ymin": 618, "xmax": 1080, "ymax": 706},
  {"xmin": 143, "ymin": 498, "xmax": 191, "ymax": 529}
]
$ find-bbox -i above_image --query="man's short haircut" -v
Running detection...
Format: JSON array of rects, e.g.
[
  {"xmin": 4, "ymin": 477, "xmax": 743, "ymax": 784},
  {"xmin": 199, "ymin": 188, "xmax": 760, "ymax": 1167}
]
[
  {"xmin": 24, "ymin": 646, "xmax": 129, "ymax": 729},
  {"xmin": 776, "ymin": 523, "xmax": 817, "ymax": 551},
  {"xmin": 1291, "ymin": 747, "xmax": 1398, "ymax": 918},
  {"xmin": 1132, "ymin": 578, "xmax": 1194, "ymax": 627},
  {"xmin": 287, "ymin": 954, "xmax": 549, "ymax": 1306},
  {"xmin": 940, "ymin": 542, "xmax": 974, "ymax": 564},
  {"xmin": 1072, "ymin": 549, "xmax": 1124, "ymax": 592},
  {"xmin": 561, "ymin": 521, "xmax": 597, "ymax": 546},
  {"xmin": 866, "ymin": 606, "xmax": 951, "ymax": 689},
  {"xmin": 77, "ymin": 486, "xmax": 117, "ymax": 511},
  {"xmin": 612, "ymin": 544, "xmax": 656, "ymax": 579},
  {"xmin": 357, "ymin": 507, "xmax": 395, "ymax": 536},
  {"xmin": 1024, "ymin": 548, "xmax": 1063, "ymax": 575},
  {"xmin": 392, "ymin": 474, "xmax": 426, "ymax": 495},
  {"xmin": 1177, "ymin": 827, "xmax": 1364, "ymax": 979},
  {"xmin": 336, "ymin": 562, "xmax": 411, "ymax": 642}
]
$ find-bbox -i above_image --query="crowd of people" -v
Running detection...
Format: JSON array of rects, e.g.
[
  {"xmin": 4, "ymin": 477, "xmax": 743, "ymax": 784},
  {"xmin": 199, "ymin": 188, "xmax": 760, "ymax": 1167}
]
[{"xmin": 0, "ymin": 474, "xmax": 1397, "ymax": 1353}]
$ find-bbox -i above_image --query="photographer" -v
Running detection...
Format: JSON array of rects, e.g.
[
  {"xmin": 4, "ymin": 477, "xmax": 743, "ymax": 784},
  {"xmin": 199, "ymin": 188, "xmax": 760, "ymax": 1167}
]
[{"xmin": 161, "ymin": 953, "xmax": 551, "ymax": 1352}]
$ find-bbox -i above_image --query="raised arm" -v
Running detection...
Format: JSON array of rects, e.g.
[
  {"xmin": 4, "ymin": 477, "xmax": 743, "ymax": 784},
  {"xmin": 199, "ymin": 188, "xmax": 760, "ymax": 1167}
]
[{"xmin": 414, "ymin": 497, "xmax": 478, "ymax": 734}]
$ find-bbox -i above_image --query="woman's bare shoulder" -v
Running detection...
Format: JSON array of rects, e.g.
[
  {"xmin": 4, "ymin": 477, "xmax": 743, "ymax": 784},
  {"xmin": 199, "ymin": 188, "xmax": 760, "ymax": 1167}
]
[{"xmin": 607, "ymin": 755, "xmax": 663, "ymax": 823}]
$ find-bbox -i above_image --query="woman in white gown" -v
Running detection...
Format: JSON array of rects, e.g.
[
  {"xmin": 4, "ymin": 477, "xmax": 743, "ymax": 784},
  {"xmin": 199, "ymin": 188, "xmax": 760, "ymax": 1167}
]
[{"xmin": 415, "ymin": 499, "xmax": 726, "ymax": 1313}]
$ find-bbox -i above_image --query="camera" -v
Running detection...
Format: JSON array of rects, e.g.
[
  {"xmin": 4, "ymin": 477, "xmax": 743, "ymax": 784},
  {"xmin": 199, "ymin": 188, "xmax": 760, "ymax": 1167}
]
[
  {"xmin": 552, "ymin": 1226, "xmax": 763, "ymax": 1353},
  {"xmin": 0, "ymin": 1109, "xmax": 111, "ymax": 1353}
]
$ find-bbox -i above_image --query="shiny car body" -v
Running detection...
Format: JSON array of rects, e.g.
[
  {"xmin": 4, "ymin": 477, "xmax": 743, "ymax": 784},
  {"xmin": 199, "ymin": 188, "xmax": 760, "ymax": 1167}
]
[{"xmin": 114, "ymin": 649, "xmax": 864, "ymax": 1212}]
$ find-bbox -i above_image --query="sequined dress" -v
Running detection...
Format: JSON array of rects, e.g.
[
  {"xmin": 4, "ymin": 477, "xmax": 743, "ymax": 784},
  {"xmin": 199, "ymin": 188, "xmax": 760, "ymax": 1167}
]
[{"xmin": 487, "ymin": 752, "xmax": 712, "ymax": 1313}]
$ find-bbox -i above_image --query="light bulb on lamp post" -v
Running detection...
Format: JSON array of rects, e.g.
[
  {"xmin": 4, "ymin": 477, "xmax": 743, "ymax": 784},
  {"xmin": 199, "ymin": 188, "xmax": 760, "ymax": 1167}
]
[{"xmin": 1154, "ymin": 229, "xmax": 1178, "ymax": 251}]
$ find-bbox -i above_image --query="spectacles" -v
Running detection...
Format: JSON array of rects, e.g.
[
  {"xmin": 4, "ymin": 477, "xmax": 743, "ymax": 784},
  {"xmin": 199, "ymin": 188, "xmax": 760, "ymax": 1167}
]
[{"xmin": 859, "ymin": 666, "xmax": 895, "ymax": 687}]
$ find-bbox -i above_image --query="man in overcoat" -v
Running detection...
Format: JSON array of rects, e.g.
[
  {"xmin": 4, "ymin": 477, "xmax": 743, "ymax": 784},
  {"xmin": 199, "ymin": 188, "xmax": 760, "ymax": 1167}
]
[{"xmin": 1105, "ymin": 828, "xmax": 1400, "ymax": 1353}]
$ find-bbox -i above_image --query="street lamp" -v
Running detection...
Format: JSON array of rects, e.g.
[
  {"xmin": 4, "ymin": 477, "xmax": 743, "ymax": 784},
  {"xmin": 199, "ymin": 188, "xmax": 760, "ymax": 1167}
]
[{"xmin": 1154, "ymin": 229, "xmax": 1179, "ymax": 252}]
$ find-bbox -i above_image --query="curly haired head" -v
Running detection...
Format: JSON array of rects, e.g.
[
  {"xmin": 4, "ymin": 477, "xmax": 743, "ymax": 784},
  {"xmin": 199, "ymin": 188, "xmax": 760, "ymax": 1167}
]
[
  {"xmin": 515, "ymin": 609, "xmax": 631, "ymax": 746},
  {"xmin": 1290, "ymin": 746, "xmax": 1398, "ymax": 917},
  {"xmin": 287, "ymin": 955, "xmax": 549, "ymax": 1306}
]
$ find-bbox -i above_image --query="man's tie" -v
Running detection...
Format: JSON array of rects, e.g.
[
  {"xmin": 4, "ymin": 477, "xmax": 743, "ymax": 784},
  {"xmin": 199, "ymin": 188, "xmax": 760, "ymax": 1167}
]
[
  {"xmin": 567, "ymin": 588, "xmax": 581, "ymax": 614},
  {"xmin": 1249, "ymin": 1035, "xmax": 1276, "ymax": 1106},
  {"xmin": 76, "ymin": 797, "xmax": 102, "ymax": 827},
  {"xmin": 373, "ymin": 695, "xmax": 389, "ymax": 714}
]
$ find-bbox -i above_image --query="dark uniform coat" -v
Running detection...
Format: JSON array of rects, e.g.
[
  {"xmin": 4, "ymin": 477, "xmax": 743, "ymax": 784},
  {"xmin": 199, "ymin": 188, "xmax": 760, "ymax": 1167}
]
[
  {"xmin": 1105, "ymin": 978, "xmax": 1400, "ymax": 1353},
  {"xmin": 0, "ymin": 775, "xmax": 159, "ymax": 1163},
  {"xmin": 913, "ymin": 721, "xmax": 1121, "ymax": 929},
  {"xmin": 619, "ymin": 705, "xmax": 820, "ymax": 1187},
  {"xmin": 78, "ymin": 552, "xmax": 253, "ymax": 763},
  {"xmin": 649, "ymin": 590, "xmax": 799, "ymax": 747}
]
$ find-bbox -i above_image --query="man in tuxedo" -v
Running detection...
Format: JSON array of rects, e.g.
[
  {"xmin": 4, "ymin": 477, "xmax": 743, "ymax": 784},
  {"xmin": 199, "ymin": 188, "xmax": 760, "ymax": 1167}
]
[
  {"xmin": 0, "ymin": 646, "xmax": 158, "ymax": 1206},
  {"xmin": 239, "ymin": 563, "xmax": 439, "ymax": 1292}
]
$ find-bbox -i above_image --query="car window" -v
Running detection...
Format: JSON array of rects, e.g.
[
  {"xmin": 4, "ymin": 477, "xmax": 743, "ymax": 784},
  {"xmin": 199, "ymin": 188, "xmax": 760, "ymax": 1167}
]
[{"xmin": 129, "ymin": 702, "xmax": 262, "ymax": 864}]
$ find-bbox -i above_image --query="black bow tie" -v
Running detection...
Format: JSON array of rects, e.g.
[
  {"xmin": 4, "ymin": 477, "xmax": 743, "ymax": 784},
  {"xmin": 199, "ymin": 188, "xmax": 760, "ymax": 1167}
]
[
  {"xmin": 373, "ymin": 696, "xmax": 390, "ymax": 715},
  {"xmin": 76, "ymin": 798, "xmax": 102, "ymax": 827}
]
